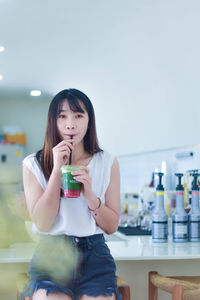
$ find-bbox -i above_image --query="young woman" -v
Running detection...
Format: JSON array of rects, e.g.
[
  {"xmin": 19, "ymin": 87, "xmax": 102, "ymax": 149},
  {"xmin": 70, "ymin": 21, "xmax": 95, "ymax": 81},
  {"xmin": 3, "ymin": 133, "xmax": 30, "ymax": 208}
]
[{"xmin": 20, "ymin": 89, "xmax": 121, "ymax": 300}]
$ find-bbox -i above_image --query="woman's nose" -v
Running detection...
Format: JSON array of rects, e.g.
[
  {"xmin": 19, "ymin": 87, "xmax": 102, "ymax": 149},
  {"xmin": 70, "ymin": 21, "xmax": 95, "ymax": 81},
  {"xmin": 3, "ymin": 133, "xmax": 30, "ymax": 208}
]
[
  {"xmin": 66, "ymin": 120, "xmax": 76, "ymax": 129},
  {"xmin": 66, "ymin": 124, "xmax": 75, "ymax": 129}
]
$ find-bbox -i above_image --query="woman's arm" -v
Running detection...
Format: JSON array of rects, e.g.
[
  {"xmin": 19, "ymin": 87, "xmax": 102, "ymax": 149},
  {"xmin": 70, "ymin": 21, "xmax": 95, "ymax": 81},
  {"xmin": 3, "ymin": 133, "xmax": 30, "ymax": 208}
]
[
  {"xmin": 23, "ymin": 165, "xmax": 61, "ymax": 232},
  {"xmin": 73, "ymin": 158, "xmax": 121, "ymax": 234},
  {"xmin": 23, "ymin": 140, "xmax": 74, "ymax": 232},
  {"xmin": 90, "ymin": 158, "xmax": 120, "ymax": 234}
]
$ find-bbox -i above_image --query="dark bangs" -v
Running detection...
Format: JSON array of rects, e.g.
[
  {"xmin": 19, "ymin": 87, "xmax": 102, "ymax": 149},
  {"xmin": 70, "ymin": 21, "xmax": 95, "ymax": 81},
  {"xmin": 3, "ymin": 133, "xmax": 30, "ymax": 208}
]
[{"xmin": 58, "ymin": 95, "xmax": 85, "ymax": 114}]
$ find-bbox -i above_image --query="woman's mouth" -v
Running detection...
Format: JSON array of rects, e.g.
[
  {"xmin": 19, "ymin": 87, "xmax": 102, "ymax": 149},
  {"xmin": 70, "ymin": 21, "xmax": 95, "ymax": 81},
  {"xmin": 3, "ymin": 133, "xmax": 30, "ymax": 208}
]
[{"xmin": 65, "ymin": 134, "xmax": 77, "ymax": 137}]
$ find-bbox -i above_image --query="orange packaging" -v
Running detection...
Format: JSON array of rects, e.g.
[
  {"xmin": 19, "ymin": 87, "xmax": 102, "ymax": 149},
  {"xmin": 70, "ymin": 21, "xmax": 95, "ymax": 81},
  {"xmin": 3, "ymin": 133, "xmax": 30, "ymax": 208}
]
[{"xmin": 4, "ymin": 133, "xmax": 27, "ymax": 145}]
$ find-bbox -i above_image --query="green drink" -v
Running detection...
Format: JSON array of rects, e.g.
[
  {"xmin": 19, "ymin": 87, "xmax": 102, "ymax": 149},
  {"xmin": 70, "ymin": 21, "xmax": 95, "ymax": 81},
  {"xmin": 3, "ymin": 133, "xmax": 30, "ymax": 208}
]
[{"xmin": 61, "ymin": 165, "xmax": 82, "ymax": 198}]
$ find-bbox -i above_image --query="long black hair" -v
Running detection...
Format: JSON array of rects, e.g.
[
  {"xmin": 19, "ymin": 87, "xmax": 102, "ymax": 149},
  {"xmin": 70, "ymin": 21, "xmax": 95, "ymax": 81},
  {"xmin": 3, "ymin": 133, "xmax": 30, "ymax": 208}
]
[{"xmin": 36, "ymin": 89, "xmax": 102, "ymax": 180}]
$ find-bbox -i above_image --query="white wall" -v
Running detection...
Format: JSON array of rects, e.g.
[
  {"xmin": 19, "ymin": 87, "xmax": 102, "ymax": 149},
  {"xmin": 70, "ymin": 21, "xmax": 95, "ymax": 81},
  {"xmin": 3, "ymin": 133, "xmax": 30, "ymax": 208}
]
[
  {"xmin": 1, "ymin": 0, "xmax": 200, "ymax": 156},
  {"xmin": 92, "ymin": 0, "xmax": 200, "ymax": 155},
  {"xmin": 116, "ymin": 259, "xmax": 200, "ymax": 300}
]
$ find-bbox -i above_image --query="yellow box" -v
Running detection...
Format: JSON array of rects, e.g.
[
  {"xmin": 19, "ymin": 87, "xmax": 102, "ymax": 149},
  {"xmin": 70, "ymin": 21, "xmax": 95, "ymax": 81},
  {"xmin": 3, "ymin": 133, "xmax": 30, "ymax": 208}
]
[{"xmin": 4, "ymin": 133, "xmax": 27, "ymax": 146}]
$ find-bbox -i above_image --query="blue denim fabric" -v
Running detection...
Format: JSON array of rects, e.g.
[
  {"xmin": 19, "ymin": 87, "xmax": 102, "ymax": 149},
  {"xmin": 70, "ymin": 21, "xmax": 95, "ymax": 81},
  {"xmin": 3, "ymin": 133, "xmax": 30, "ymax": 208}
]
[{"xmin": 19, "ymin": 234, "xmax": 121, "ymax": 300}]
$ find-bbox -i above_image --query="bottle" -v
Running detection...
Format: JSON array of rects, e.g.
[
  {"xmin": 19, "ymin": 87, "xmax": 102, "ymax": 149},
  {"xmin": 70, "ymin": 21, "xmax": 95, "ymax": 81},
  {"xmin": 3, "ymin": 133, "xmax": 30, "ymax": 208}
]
[
  {"xmin": 152, "ymin": 172, "xmax": 168, "ymax": 243},
  {"xmin": 149, "ymin": 172, "xmax": 155, "ymax": 187},
  {"xmin": 137, "ymin": 198, "xmax": 144, "ymax": 227},
  {"xmin": 183, "ymin": 173, "xmax": 190, "ymax": 208},
  {"xmin": 188, "ymin": 171, "xmax": 200, "ymax": 242},
  {"xmin": 172, "ymin": 173, "xmax": 188, "ymax": 242},
  {"xmin": 185, "ymin": 196, "xmax": 191, "ymax": 214}
]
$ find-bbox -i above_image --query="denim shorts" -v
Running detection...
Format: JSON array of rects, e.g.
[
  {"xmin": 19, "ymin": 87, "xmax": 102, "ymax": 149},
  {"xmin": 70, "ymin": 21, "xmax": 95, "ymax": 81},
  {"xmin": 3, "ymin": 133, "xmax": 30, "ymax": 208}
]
[{"xmin": 20, "ymin": 234, "xmax": 121, "ymax": 300}]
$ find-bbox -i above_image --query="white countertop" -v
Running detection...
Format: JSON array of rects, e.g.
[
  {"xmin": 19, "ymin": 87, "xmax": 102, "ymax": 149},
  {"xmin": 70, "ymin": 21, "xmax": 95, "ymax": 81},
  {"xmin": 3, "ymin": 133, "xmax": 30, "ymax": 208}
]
[
  {"xmin": 1, "ymin": 232, "xmax": 200, "ymax": 263},
  {"xmin": 0, "ymin": 242, "xmax": 37, "ymax": 263},
  {"xmin": 107, "ymin": 232, "xmax": 200, "ymax": 260}
]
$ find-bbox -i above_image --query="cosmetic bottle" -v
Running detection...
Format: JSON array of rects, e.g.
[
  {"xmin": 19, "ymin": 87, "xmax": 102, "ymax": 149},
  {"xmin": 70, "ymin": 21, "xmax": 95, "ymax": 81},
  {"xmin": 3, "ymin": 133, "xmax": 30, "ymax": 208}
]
[
  {"xmin": 172, "ymin": 173, "xmax": 188, "ymax": 242},
  {"xmin": 152, "ymin": 172, "xmax": 168, "ymax": 243},
  {"xmin": 188, "ymin": 171, "xmax": 200, "ymax": 242}
]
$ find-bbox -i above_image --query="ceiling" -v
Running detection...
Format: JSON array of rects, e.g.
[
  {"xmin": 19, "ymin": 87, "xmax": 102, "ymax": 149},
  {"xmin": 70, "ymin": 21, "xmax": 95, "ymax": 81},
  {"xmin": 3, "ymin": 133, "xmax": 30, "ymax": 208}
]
[{"xmin": 0, "ymin": 0, "xmax": 137, "ymax": 100}]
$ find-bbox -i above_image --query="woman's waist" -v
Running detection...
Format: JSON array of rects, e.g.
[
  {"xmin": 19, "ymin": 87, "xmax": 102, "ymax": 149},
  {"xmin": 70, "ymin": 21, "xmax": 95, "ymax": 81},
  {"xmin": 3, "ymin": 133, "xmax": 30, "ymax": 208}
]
[{"xmin": 39, "ymin": 233, "xmax": 105, "ymax": 247}]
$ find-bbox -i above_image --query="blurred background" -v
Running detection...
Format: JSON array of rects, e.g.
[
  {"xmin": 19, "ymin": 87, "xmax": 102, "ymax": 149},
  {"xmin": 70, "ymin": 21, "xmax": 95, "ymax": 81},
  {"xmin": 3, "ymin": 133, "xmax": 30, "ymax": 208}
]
[
  {"xmin": 1, "ymin": 0, "xmax": 200, "ymax": 156},
  {"xmin": 1, "ymin": 2, "xmax": 200, "ymax": 299},
  {"xmin": 1, "ymin": 0, "xmax": 200, "ymax": 243}
]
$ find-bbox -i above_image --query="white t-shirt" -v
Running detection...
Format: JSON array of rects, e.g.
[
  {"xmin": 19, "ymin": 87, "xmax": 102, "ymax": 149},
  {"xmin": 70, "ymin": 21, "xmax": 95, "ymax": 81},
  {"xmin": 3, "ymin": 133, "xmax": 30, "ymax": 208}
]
[{"xmin": 23, "ymin": 151, "xmax": 115, "ymax": 237}]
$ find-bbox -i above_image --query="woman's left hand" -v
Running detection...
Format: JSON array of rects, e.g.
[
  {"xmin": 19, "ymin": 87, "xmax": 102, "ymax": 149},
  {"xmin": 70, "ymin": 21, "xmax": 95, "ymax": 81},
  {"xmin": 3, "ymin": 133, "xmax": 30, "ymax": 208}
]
[{"xmin": 71, "ymin": 166, "xmax": 94, "ymax": 201}]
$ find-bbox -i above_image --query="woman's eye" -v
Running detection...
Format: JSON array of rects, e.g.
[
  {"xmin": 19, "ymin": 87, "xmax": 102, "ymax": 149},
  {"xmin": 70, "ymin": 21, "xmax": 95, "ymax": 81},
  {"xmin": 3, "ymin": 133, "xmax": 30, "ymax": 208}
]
[
  {"xmin": 58, "ymin": 114, "xmax": 65, "ymax": 119},
  {"xmin": 76, "ymin": 114, "xmax": 83, "ymax": 118}
]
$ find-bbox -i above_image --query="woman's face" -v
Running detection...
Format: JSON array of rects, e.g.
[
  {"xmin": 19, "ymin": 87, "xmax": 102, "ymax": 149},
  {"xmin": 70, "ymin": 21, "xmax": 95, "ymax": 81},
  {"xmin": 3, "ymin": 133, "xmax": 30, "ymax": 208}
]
[{"xmin": 56, "ymin": 100, "xmax": 89, "ymax": 146}]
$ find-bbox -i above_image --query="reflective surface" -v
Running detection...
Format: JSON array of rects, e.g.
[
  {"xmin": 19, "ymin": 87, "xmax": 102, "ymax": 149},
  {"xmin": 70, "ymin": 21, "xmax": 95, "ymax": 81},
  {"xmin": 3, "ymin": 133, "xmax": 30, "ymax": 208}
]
[{"xmin": 1, "ymin": 234, "xmax": 200, "ymax": 263}]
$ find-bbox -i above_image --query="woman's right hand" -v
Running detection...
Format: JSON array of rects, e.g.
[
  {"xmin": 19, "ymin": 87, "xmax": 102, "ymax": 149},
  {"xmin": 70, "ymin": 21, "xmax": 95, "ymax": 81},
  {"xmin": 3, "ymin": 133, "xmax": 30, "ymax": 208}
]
[{"xmin": 52, "ymin": 140, "xmax": 74, "ymax": 171}]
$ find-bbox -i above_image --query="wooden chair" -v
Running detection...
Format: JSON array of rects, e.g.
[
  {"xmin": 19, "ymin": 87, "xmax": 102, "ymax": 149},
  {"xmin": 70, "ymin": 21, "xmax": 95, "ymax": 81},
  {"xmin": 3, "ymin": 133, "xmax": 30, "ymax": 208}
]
[
  {"xmin": 17, "ymin": 273, "xmax": 131, "ymax": 300},
  {"xmin": 149, "ymin": 271, "xmax": 200, "ymax": 300},
  {"xmin": 117, "ymin": 276, "xmax": 131, "ymax": 300}
]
